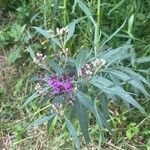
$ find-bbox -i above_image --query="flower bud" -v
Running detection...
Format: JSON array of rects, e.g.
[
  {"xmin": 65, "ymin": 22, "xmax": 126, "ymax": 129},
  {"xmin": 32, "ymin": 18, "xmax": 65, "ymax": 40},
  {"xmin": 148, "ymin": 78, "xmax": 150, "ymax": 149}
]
[
  {"xmin": 85, "ymin": 64, "xmax": 91, "ymax": 70},
  {"xmin": 91, "ymin": 61, "xmax": 97, "ymax": 68}
]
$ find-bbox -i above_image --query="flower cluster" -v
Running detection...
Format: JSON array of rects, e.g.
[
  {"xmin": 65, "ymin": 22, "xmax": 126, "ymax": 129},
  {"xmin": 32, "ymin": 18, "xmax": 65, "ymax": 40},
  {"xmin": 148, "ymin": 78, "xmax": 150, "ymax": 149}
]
[
  {"xmin": 34, "ymin": 83, "xmax": 46, "ymax": 96},
  {"xmin": 51, "ymin": 103, "xmax": 63, "ymax": 113},
  {"xmin": 48, "ymin": 73, "xmax": 74, "ymax": 96},
  {"xmin": 79, "ymin": 58, "xmax": 106, "ymax": 77},
  {"xmin": 33, "ymin": 53, "xmax": 47, "ymax": 67},
  {"xmin": 56, "ymin": 26, "xmax": 69, "ymax": 36}
]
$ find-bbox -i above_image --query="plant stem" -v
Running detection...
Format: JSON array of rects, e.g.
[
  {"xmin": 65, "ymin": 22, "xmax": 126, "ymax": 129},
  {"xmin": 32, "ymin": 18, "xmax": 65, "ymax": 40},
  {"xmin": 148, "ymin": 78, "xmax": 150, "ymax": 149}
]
[
  {"xmin": 44, "ymin": 0, "xmax": 47, "ymax": 29},
  {"xmin": 97, "ymin": 0, "xmax": 101, "ymax": 28},
  {"xmin": 63, "ymin": 0, "xmax": 68, "ymax": 25}
]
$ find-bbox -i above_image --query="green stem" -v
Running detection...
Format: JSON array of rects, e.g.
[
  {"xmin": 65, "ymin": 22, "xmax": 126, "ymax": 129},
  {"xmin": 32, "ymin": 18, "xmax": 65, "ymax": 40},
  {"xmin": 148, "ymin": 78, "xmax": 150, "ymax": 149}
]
[
  {"xmin": 44, "ymin": 0, "xmax": 47, "ymax": 28},
  {"xmin": 97, "ymin": 0, "xmax": 101, "ymax": 28},
  {"xmin": 63, "ymin": 0, "xmax": 68, "ymax": 25}
]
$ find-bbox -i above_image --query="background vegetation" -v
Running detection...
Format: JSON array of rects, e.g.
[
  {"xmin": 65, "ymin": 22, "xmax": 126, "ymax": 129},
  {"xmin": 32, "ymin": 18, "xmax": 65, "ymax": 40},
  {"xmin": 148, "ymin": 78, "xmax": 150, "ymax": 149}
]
[{"xmin": 0, "ymin": 0, "xmax": 149, "ymax": 149}]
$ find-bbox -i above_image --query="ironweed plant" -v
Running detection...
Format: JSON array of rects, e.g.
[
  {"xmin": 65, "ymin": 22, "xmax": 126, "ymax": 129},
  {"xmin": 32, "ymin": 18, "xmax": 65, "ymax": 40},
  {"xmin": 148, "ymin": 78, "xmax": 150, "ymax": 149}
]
[
  {"xmin": 24, "ymin": 26, "xmax": 149, "ymax": 149},
  {"xmin": 23, "ymin": 2, "xmax": 149, "ymax": 149}
]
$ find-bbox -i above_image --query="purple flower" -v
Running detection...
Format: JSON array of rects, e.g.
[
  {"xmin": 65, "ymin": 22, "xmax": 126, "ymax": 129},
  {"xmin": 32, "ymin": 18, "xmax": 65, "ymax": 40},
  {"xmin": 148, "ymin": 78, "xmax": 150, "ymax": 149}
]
[{"xmin": 48, "ymin": 74, "xmax": 73, "ymax": 95}]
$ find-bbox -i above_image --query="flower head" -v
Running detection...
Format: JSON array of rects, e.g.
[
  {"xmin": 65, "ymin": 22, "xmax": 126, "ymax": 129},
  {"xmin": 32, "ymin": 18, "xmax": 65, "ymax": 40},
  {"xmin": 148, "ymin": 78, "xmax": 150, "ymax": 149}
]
[{"xmin": 48, "ymin": 74, "xmax": 74, "ymax": 95}]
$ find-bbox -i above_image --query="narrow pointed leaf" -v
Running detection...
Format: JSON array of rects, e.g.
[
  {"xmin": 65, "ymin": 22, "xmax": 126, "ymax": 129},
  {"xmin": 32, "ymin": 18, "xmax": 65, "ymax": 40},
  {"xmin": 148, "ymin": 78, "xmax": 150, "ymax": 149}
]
[
  {"xmin": 23, "ymin": 92, "xmax": 40, "ymax": 107},
  {"xmin": 76, "ymin": 0, "xmax": 95, "ymax": 25},
  {"xmin": 94, "ymin": 100, "xmax": 105, "ymax": 140},
  {"xmin": 107, "ymin": 69, "xmax": 149, "ymax": 96},
  {"xmin": 47, "ymin": 115, "xmax": 58, "ymax": 133},
  {"xmin": 50, "ymin": 60, "xmax": 63, "ymax": 75},
  {"xmin": 29, "ymin": 114, "xmax": 56, "ymax": 128},
  {"xmin": 90, "ymin": 76, "xmax": 146, "ymax": 114},
  {"xmin": 76, "ymin": 99, "xmax": 90, "ymax": 144},
  {"xmin": 65, "ymin": 17, "xmax": 86, "ymax": 43},
  {"xmin": 23, "ymin": 87, "xmax": 50, "ymax": 107},
  {"xmin": 27, "ymin": 46, "xmax": 35, "ymax": 59},
  {"xmin": 33, "ymin": 27, "xmax": 50, "ymax": 38},
  {"xmin": 77, "ymin": 91, "xmax": 108, "ymax": 129},
  {"xmin": 118, "ymin": 67, "xmax": 150, "ymax": 87},
  {"xmin": 76, "ymin": 49, "xmax": 89, "ymax": 76},
  {"xmin": 64, "ymin": 116, "xmax": 80, "ymax": 150},
  {"xmin": 136, "ymin": 56, "xmax": 150, "ymax": 63}
]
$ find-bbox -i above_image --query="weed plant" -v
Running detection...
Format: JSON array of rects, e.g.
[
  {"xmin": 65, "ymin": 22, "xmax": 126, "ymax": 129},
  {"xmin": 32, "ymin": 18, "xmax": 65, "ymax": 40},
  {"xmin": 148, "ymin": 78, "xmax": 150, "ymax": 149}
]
[
  {"xmin": 0, "ymin": 0, "xmax": 150, "ymax": 149},
  {"xmin": 23, "ymin": 1, "xmax": 150, "ymax": 149}
]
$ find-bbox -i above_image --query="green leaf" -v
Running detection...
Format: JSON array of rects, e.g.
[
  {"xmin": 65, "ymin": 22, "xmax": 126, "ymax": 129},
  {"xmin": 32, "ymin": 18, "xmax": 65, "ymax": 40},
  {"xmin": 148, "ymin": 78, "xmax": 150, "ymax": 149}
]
[
  {"xmin": 76, "ymin": 49, "xmax": 90, "ymax": 76},
  {"xmin": 100, "ymin": 19, "xmax": 126, "ymax": 49},
  {"xmin": 7, "ymin": 49, "xmax": 21, "ymax": 64},
  {"xmin": 29, "ymin": 114, "xmax": 56, "ymax": 128},
  {"xmin": 128, "ymin": 14, "xmax": 134, "ymax": 33},
  {"xmin": 33, "ymin": 27, "xmax": 61, "ymax": 47},
  {"xmin": 76, "ymin": 0, "xmax": 95, "ymax": 25},
  {"xmin": 89, "ymin": 43, "xmax": 131, "ymax": 64},
  {"xmin": 64, "ymin": 115, "xmax": 80, "ymax": 150},
  {"xmin": 27, "ymin": 46, "xmax": 35, "ymax": 59},
  {"xmin": 65, "ymin": 17, "xmax": 85, "ymax": 43},
  {"xmin": 22, "ymin": 92, "xmax": 40, "ymax": 107},
  {"xmin": 107, "ymin": 69, "xmax": 149, "ymax": 96},
  {"xmin": 23, "ymin": 87, "xmax": 50, "ymax": 107},
  {"xmin": 94, "ymin": 100, "xmax": 105, "ymax": 141},
  {"xmin": 33, "ymin": 27, "xmax": 50, "ymax": 38},
  {"xmin": 77, "ymin": 91, "xmax": 108, "ymax": 129},
  {"xmin": 76, "ymin": 99, "xmax": 90, "ymax": 144},
  {"xmin": 90, "ymin": 76, "xmax": 146, "ymax": 114},
  {"xmin": 47, "ymin": 115, "xmax": 58, "ymax": 133},
  {"xmin": 136, "ymin": 56, "xmax": 150, "ymax": 63},
  {"xmin": 137, "ymin": 13, "xmax": 146, "ymax": 21},
  {"xmin": 118, "ymin": 67, "xmax": 150, "ymax": 87},
  {"xmin": 50, "ymin": 60, "xmax": 63, "ymax": 75},
  {"xmin": 126, "ymin": 123, "xmax": 139, "ymax": 139},
  {"xmin": 107, "ymin": 0, "xmax": 126, "ymax": 15}
]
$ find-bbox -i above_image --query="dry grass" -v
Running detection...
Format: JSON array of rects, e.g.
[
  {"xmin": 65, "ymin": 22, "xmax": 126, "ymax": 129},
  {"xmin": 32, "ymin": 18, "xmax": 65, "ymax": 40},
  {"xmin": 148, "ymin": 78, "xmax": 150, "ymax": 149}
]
[{"xmin": 0, "ymin": 55, "xmax": 16, "ymax": 88}]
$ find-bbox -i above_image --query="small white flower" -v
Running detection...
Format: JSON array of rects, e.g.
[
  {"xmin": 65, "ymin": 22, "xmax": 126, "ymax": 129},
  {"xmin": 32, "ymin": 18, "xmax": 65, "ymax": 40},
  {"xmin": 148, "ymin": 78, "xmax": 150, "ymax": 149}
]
[
  {"xmin": 101, "ymin": 59, "xmax": 106, "ymax": 66},
  {"xmin": 85, "ymin": 64, "xmax": 91, "ymax": 70},
  {"xmin": 91, "ymin": 61, "xmax": 97, "ymax": 68}
]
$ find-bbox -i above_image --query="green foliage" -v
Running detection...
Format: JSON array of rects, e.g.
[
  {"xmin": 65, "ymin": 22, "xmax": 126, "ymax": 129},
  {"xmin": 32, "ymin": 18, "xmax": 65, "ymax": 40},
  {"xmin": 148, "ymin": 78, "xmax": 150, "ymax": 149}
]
[
  {"xmin": 0, "ymin": 0, "xmax": 150, "ymax": 149},
  {"xmin": 64, "ymin": 115, "xmax": 80, "ymax": 150},
  {"xmin": 75, "ymin": 99, "xmax": 90, "ymax": 144},
  {"xmin": 29, "ymin": 114, "xmax": 56, "ymax": 128},
  {"xmin": 22, "ymin": 1, "xmax": 149, "ymax": 148},
  {"xmin": 126, "ymin": 123, "xmax": 139, "ymax": 139},
  {"xmin": 7, "ymin": 49, "xmax": 21, "ymax": 64}
]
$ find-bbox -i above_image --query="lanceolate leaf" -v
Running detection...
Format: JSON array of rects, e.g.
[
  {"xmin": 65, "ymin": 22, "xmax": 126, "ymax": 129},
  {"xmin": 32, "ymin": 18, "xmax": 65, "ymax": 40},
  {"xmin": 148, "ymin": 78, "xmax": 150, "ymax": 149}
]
[
  {"xmin": 136, "ymin": 56, "xmax": 150, "ymax": 63},
  {"xmin": 76, "ymin": 99, "xmax": 90, "ymax": 144},
  {"xmin": 33, "ymin": 27, "xmax": 61, "ymax": 47},
  {"xmin": 33, "ymin": 27, "xmax": 50, "ymax": 38},
  {"xmin": 47, "ymin": 115, "xmax": 58, "ymax": 133},
  {"xmin": 100, "ymin": 19, "xmax": 126, "ymax": 49},
  {"xmin": 89, "ymin": 44, "xmax": 131, "ymax": 64},
  {"xmin": 64, "ymin": 116, "xmax": 80, "ymax": 150},
  {"xmin": 75, "ymin": 0, "xmax": 95, "ymax": 25},
  {"xmin": 50, "ymin": 60, "xmax": 63, "ymax": 75},
  {"xmin": 118, "ymin": 67, "xmax": 150, "ymax": 87},
  {"xmin": 77, "ymin": 91, "xmax": 108, "ymax": 129},
  {"xmin": 90, "ymin": 76, "xmax": 146, "ymax": 114},
  {"xmin": 76, "ymin": 49, "xmax": 89, "ymax": 76},
  {"xmin": 27, "ymin": 46, "xmax": 35, "ymax": 59},
  {"xmin": 28, "ymin": 114, "xmax": 56, "ymax": 128},
  {"xmin": 106, "ymin": 69, "xmax": 149, "ymax": 96},
  {"xmin": 23, "ymin": 87, "xmax": 50, "ymax": 107},
  {"xmin": 94, "ymin": 100, "xmax": 105, "ymax": 141},
  {"xmin": 22, "ymin": 92, "xmax": 40, "ymax": 107},
  {"xmin": 65, "ymin": 17, "xmax": 86, "ymax": 43}
]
